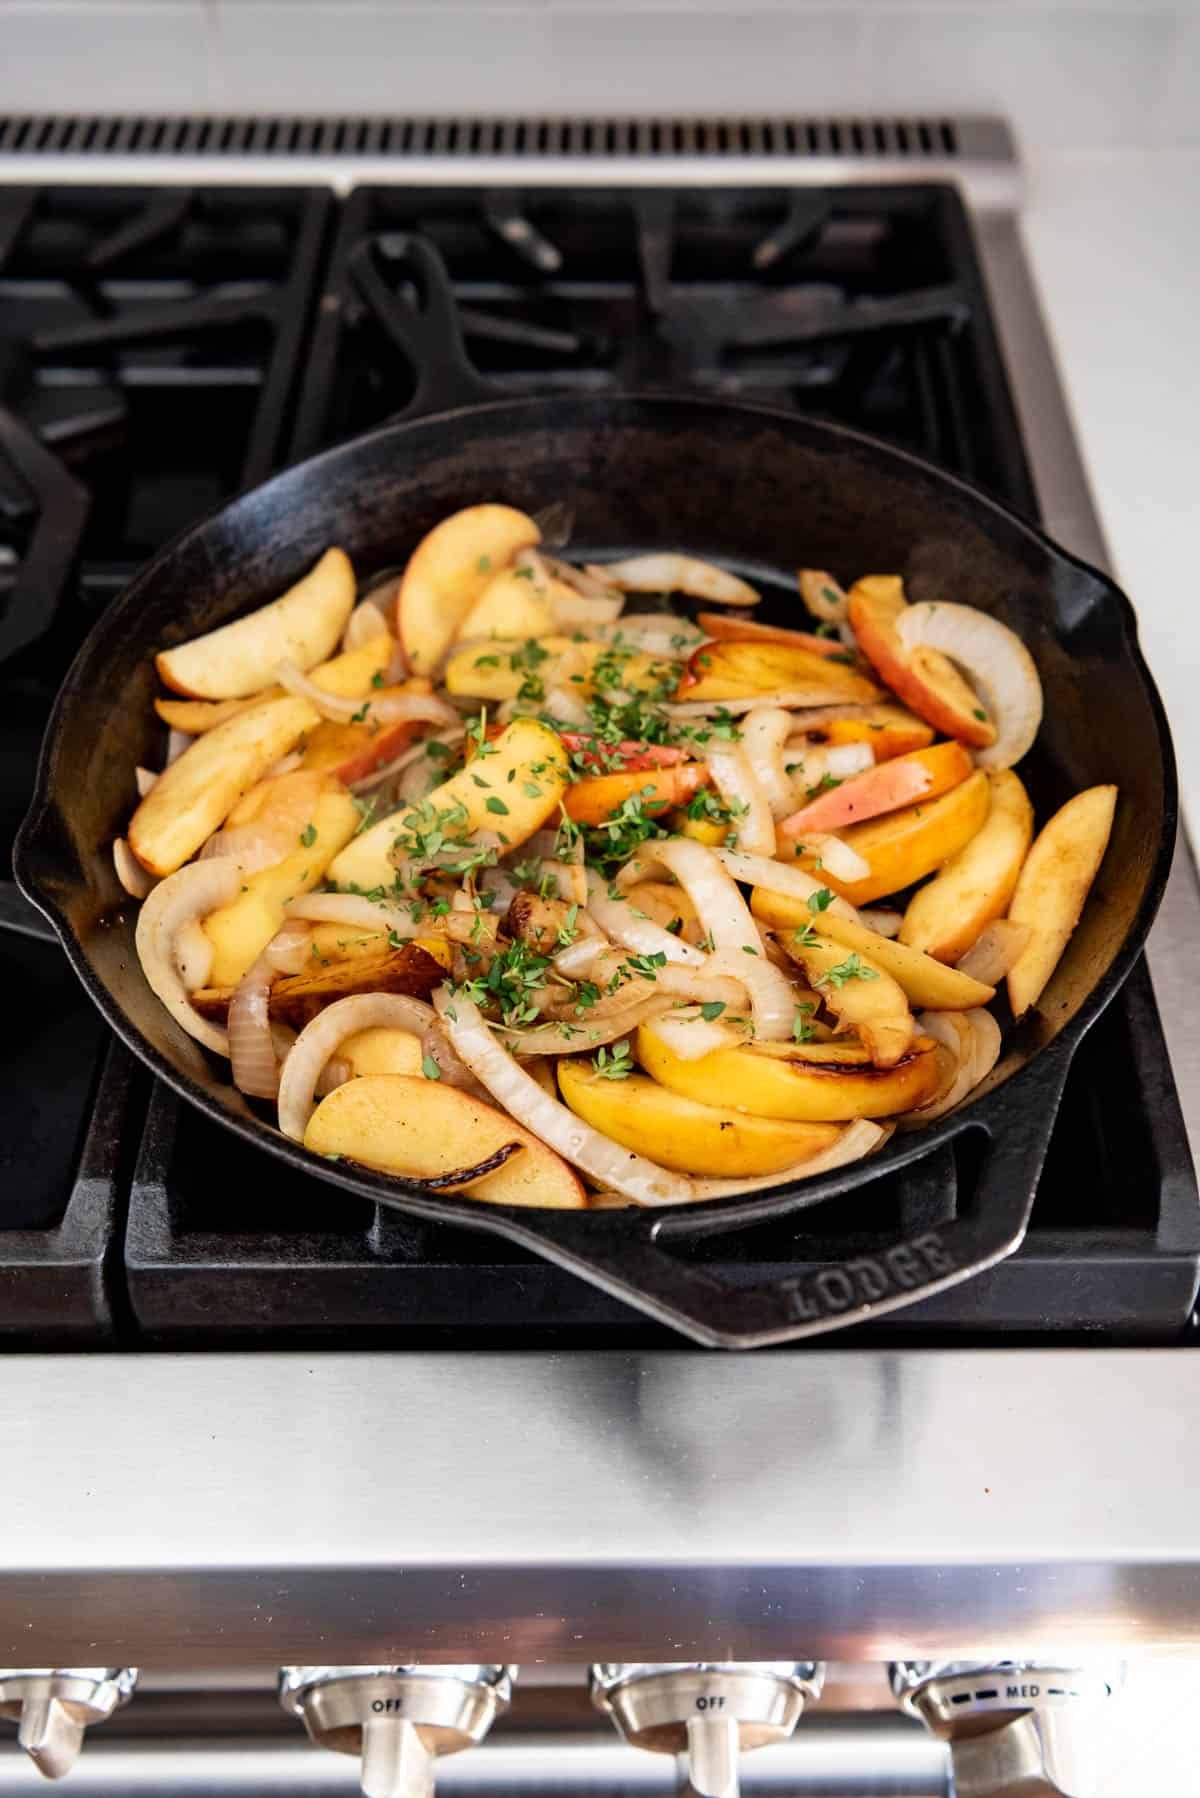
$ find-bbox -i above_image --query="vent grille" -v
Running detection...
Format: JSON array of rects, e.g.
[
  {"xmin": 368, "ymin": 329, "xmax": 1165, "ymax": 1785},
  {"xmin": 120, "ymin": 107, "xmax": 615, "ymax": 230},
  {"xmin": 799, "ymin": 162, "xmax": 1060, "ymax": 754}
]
[{"xmin": 0, "ymin": 113, "xmax": 966, "ymax": 162}]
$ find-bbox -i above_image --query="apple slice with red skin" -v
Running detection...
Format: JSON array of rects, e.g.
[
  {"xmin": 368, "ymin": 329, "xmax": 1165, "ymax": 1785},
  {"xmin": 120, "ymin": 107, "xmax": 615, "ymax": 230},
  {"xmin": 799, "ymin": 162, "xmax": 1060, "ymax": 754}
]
[
  {"xmin": 780, "ymin": 741, "xmax": 974, "ymax": 838},
  {"xmin": 694, "ymin": 612, "xmax": 860, "ymax": 660},
  {"xmin": 847, "ymin": 575, "xmax": 997, "ymax": 749},
  {"xmin": 558, "ymin": 732, "xmax": 687, "ymax": 773}
]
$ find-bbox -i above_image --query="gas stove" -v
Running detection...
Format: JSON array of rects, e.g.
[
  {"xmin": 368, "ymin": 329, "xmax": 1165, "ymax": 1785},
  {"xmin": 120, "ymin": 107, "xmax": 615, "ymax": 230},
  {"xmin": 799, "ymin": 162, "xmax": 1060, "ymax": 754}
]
[{"xmin": 1, "ymin": 113, "xmax": 1199, "ymax": 1796}]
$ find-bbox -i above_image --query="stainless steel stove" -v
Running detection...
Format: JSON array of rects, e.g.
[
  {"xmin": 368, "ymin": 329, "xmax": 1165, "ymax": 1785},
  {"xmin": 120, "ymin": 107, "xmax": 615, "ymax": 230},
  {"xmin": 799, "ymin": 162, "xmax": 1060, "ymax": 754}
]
[{"xmin": 0, "ymin": 113, "xmax": 1198, "ymax": 1795}]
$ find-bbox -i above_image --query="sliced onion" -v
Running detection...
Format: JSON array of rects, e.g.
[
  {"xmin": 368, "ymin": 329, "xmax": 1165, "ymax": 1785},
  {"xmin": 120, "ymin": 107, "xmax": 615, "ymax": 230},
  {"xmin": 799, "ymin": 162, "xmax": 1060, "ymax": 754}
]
[
  {"xmin": 586, "ymin": 553, "xmax": 759, "ymax": 607},
  {"xmin": 691, "ymin": 1119, "xmax": 887, "ymax": 1199},
  {"xmin": 175, "ymin": 919, "xmax": 214, "ymax": 992},
  {"xmin": 275, "ymin": 658, "xmax": 456, "ymax": 729},
  {"xmin": 805, "ymin": 833, "xmax": 871, "ymax": 884},
  {"xmin": 825, "ymin": 742, "xmax": 875, "ymax": 778},
  {"xmin": 348, "ymin": 726, "xmax": 465, "ymax": 796},
  {"xmin": 705, "ymin": 743, "xmax": 775, "ymax": 856},
  {"xmin": 895, "ymin": 601, "xmax": 1043, "ymax": 769},
  {"xmin": 343, "ymin": 602, "xmax": 390, "ymax": 652},
  {"xmin": 134, "ymin": 766, "xmax": 158, "ymax": 798},
  {"xmin": 199, "ymin": 824, "xmax": 290, "ymax": 875},
  {"xmin": 228, "ymin": 951, "xmax": 280, "ymax": 1100},
  {"xmin": 479, "ymin": 866, "xmax": 519, "ymax": 914},
  {"xmin": 596, "ymin": 611, "xmax": 704, "ymax": 655},
  {"xmin": 584, "ymin": 868, "xmax": 706, "ymax": 967},
  {"xmin": 419, "ymin": 1016, "xmax": 490, "ymax": 1100},
  {"xmin": 640, "ymin": 838, "xmax": 798, "ymax": 1041},
  {"xmin": 956, "ymin": 918, "xmax": 1032, "ymax": 984},
  {"xmin": 739, "ymin": 707, "xmax": 796, "ymax": 818},
  {"xmin": 433, "ymin": 987, "xmax": 695, "ymax": 1206},
  {"xmin": 284, "ymin": 892, "xmax": 417, "ymax": 936},
  {"xmin": 797, "ymin": 568, "xmax": 850, "ymax": 624},
  {"xmin": 541, "ymin": 683, "xmax": 592, "ymax": 728},
  {"xmin": 499, "ymin": 994, "xmax": 675, "ymax": 1057},
  {"xmin": 264, "ymin": 918, "xmax": 313, "ymax": 975},
  {"xmin": 858, "ymin": 907, "xmax": 903, "ymax": 939},
  {"xmin": 531, "ymin": 503, "xmax": 575, "ymax": 551},
  {"xmin": 278, "ymin": 993, "xmax": 437, "ymax": 1140},
  {"xmin": 907, "ymin": 1011, "xmax": 976, "ymax": 1121},
  {"xmin": 113, "ymin": 837, "xmax": 157, "ymax": 899},
  {"xmin": 966, "ymin": 1007, "xmax": 1003, "ymax": 1089},
  {"xmin": 134, "ymin": 858, "xmax": 245, "ymax": 1055},
  {"xmin": 646, "ymin": 1009, "xmax": 750, "ymax": 1061},
  {"xmin": 713, "ymin": 847, "xmax": 861, "ymax": 923},
  {"xmin": 541, "ymin": 857, "xmax": 588, "ymax": 906},
  {"xmin": 552, "ymin": 935, "xmax": 610, "ymax": 979},
  {"xmin": 538, "ymin": 553, "xmax": 616, "ymax": 600},
  {"xmin": 166, "ymin": 728, "xmax": 190, "ymax": 765}
]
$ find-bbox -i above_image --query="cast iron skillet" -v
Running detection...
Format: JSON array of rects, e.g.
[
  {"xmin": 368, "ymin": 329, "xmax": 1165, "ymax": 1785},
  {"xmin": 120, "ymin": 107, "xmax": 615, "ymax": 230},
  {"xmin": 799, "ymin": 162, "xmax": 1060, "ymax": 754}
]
[{"xmin": 15, "ymin": 239, "xmax": 1176, "ymax": 1348}]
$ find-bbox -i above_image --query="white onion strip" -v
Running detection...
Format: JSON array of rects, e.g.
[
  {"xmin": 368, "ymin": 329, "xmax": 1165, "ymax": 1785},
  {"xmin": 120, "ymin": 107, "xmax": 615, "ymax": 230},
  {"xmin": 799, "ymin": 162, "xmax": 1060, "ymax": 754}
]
[
  {"xmin": 666, "ymin": 688, "xmax": 863, "ymax": 718},
  {"xmin": 956, "ymin": 918, "xmax": 1032, "ymax": 985},
  {"xmin": 279, "ymin": 993, "xmax": 437, "ymax": 1140},
  {"xmin": 712, "ymin": 847, "xmax": 862, "ymax": 924},
  {"xmin": 175, "ymin": 919, "xmax": 214, "ymax": 993},
  {"xmin": 626, "ymin": 838, "xmax": 799, "ymax": 1041},
  {"xmin": 284, "ymin": 892, "xmax": 419, "ymax": 937},
  {"xmin": 275, "ymin": 658, "xmax": 456, "ymax": 728},
  {"xmin": 804, "ymin": 833, "xmax": 871, "ymax": 884},
  {"xmin": 499, "ymin": 994, "xmax": 675, "ymax": 1057},
  {"xmin": 647, "ymin": 1011, "xmax": 750, "ymax": 1061},
  {"xmin": 134, "ymin": 858, "xmax": 244, "ymax": 1055},
  {"xmin": 433, "ymin": 987, "xmax": 694, "ymax": 1206},
  {"xmin": 113, "ymin": 837, "xmax": 157, "ymax": 900},
  {"xmin": 342, "ymin": 603, "xmax": 390, "ymax": 652},
  {"xmin": 585, "ymin": 553, "xmax": 759, "ymax": 606},
  {"xmin": 858, "ymin": 907, "xmax": 903, "ymax": 939},
  {"xmin": 134, "ymin": 766, "xmax": 158, "ymax": 798},
  {"xmin": 584, "ymin": 868, "xmax": 707, "ymax": 968},
  {"xmin": 691, "ymin": 1119, "xmax": 887, "ymax": 1199},
  {"xmin": 739, "ymin": 707, "xmax": 796, "ymax": 818},
  {"xmin": 705, "ymin": 742, "xmax": 776, "ymax": 856},
  {"xmin": 348, "ymin": 726, "xmax": 466, "ymax": 796}
]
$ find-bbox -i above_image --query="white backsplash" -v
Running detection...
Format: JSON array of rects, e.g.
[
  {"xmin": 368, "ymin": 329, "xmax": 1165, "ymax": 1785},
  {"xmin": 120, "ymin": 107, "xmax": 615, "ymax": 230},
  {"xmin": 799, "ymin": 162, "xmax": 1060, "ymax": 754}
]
[{"xmin": 1, "ymin": 1, "xmax": 1197, "ymax": 147}]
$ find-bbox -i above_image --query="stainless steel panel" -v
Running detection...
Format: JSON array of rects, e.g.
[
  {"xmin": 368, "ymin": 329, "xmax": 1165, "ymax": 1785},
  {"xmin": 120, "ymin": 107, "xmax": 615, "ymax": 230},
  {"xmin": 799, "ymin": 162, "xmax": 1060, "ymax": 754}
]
[{"xmin": 3, "ymin": 1351, "xmax": 1200, "ymax": 1663}]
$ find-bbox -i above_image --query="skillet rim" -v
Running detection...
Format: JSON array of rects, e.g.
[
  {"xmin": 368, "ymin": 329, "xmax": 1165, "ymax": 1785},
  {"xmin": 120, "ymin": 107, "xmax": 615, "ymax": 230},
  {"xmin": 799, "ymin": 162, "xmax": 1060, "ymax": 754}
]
[{"xmin": 14, "ymin": 391, "xmax": 1178, "ymax": 1234}]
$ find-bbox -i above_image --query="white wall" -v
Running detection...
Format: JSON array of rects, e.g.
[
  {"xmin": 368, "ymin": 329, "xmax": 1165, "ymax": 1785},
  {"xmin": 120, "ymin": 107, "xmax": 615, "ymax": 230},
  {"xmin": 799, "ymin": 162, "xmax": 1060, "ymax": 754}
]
[{"xmin": 1, "ymin": 0, "xmax": 1198, "ymax": 148}]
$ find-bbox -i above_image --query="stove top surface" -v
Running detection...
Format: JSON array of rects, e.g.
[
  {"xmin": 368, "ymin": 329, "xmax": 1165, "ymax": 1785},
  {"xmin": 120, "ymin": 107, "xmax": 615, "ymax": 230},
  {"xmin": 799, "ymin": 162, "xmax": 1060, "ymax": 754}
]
[{"xmin": 1, "ymin": 175, "xmax": 1196, "ymax": 1347}]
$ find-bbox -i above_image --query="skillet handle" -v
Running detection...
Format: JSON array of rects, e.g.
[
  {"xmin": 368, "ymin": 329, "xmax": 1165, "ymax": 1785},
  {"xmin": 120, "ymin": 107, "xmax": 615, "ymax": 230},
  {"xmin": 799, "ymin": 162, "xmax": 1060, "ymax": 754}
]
[
  {"xmin": 346, "ymin": 234, "xmax": 497, "ymax": 420},
  {"xmin": 517, "ymin": 1056, "xmax": 1073, "ymax": 1349}
]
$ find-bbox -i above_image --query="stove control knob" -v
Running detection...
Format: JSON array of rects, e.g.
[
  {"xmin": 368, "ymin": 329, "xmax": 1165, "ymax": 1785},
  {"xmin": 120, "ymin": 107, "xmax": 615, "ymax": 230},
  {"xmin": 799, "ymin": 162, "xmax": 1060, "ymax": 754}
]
[
  {"xmin": 890, "ymin": 1661, "xmax": 1120, "ymax": 1798},
  {"xmin": 278, "ymin": 1665, "xmax": 514, "ymax": 1798},
  {"xmin": 590, "ymin": 1662, "xmax": 824, "ymax": 1798},
  {"xmin": 0, "ymin": 1669, "xmax": 137, "ymax": 1780}
]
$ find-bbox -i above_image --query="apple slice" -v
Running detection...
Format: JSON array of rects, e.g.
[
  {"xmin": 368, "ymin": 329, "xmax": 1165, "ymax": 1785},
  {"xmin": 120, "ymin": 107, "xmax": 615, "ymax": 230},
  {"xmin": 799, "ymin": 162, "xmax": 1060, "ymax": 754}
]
[
  {"xmin": 127, "ymin": 695, "xmax": 320, "ymax": 876},
  {"xmin": 1006, "ymin": 784, "xmax": 1117, "ymax": 1017},
  {"xmin": 674, "ymin": 638, "xmax": 882, "ymax": 704},
  {"xmin": 900, "ymin": 768, "xmax": 1034, "ymax": 962},
  {"xmin": 202, "ymin": 785, "xmax": 359, "ymax": 987},
  {"xmin": 563, "ymin": 763, "xmax": 709, "ymax": 825},
  {"xmin": 338, "ymin": 1027, "xmax": 425, "ymax": 1078},
  {"xmin": 156, "ymin": 548, "xmax": 356, "ymax": 699},
  {"xmin": 328, "ymin": 715, "xmax": 569, "ymax": 892},
  {"xmin": 786, "ymin": 768, "xmax": 993, "ymax": 907},
  {"xmin": 894, "ymin": 602, "xmax": 1043, "ymax": 770},
  {"xmin": 305, "ymin": 1074, "xmax": 586, "ymax": 1208},
  {"xmin": 791, "ymin": 704, "xmax": 935, "ymax": 764},
  {"xmin": 558, "ymin": 733, "xmax": 686, "ymax": 773},
  {"xmin": 780, "ymin": 929, "xmax": 914, "ymax": 1067},
  {"xmin": 694, "ymin": 612, "xmax": 854, "ymax": 659},
  {"xmin": 298, "ymin": 716, "xmax": 424, "ymax": 785},
  {"xmin": 780, "ymin": 741, "xmax": 973, "ymax": 838},
  {"xmin": 750, "ymin": 891, "xmax": 993, "ymax": 1010},
  {"xmin": 557, "ymin": 1059, "xmax": 840, "ymax": 1177},
  {"xmin": 396, "ymin": 504, "xmax": 541, "ymax": 675},
  {"xmin": 154, "ymin": 633, "xmax": 395, "ymax": 735},
  {"xmin": 848, "ymin": 575, "xmax": 997, "ymax": 749},
  {"xmin": 456, "ymin": 563, "xmax": 556, "ymax": 642},
  {"xmin": 636, "ymin": 1018, "xmax": 941, "ymax": 1121}
]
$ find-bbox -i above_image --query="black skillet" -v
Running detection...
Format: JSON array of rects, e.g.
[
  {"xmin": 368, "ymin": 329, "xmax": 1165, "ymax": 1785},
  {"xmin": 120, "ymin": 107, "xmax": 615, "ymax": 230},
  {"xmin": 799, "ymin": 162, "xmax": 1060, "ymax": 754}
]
[{"xmin": 15, "ymin": 238, "xmax": 1176, "ymax": 1348}]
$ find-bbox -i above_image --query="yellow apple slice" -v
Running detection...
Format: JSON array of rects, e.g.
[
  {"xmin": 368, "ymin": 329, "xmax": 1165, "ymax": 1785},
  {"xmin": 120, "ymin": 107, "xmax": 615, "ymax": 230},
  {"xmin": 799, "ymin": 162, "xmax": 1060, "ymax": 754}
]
[
  {"xmin": 556, "ymin": 1059, "xmax": 840, "ymax": 1177},
  {"xmin": 456, "ymin": 563, "xmax": 556, "ymax": 642},
  {"xmin": 304, "ymin": 1073, "xmax": 586, "ymax": 1208},
  {"xmin": 636, "ymin": 1019, "xmax": 941, "ymax": 1121},
  {"xmin": 899, "ymin": 768, "xmax": 1034, "ymax": 962},
  {"xmin": 788, "ymin": 768, "xmax": 993, "ymax": 907},
  {"xmin": 848, "ymin": 574, "xmax": 997, "ymax": 748},
  {"xmin": 127, "ymin": 695, "xmax": 320, "ymax": 876},
  {"xmin": 153, "ymin": 632, "xmax": 395, "ymax": 735},
  {"xmin": 750, "ymin": 893, "xmax": 993, "ymax": 1010},
  {"xmin": 156, "ymin": 548, "xmax": 356, "ymax": 698},
  {"xmin": 780, "ymin": 930, "xmax": 914, "ymax": 1067},
  {"xmin": 674, "ymin": 638, "xmax": 882, "ymax": 704},
  {"xmin": 1006, "ymin": 784, "xmax": 1117, "ymax": 1018},
  {"xmin": 338, "ymin": 1027, "xmax": 425, "ymax": 1078},
  {"xmin": 202, "ymin": 786, "xmax": 359, "ymax": 987},
  {"xmin": 396, "ymin": 504, "xmax": 541, "ymax": 675},
  {"xmin": 328, "ymin": 715, "xmax": 569, "ymax": 892}
]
